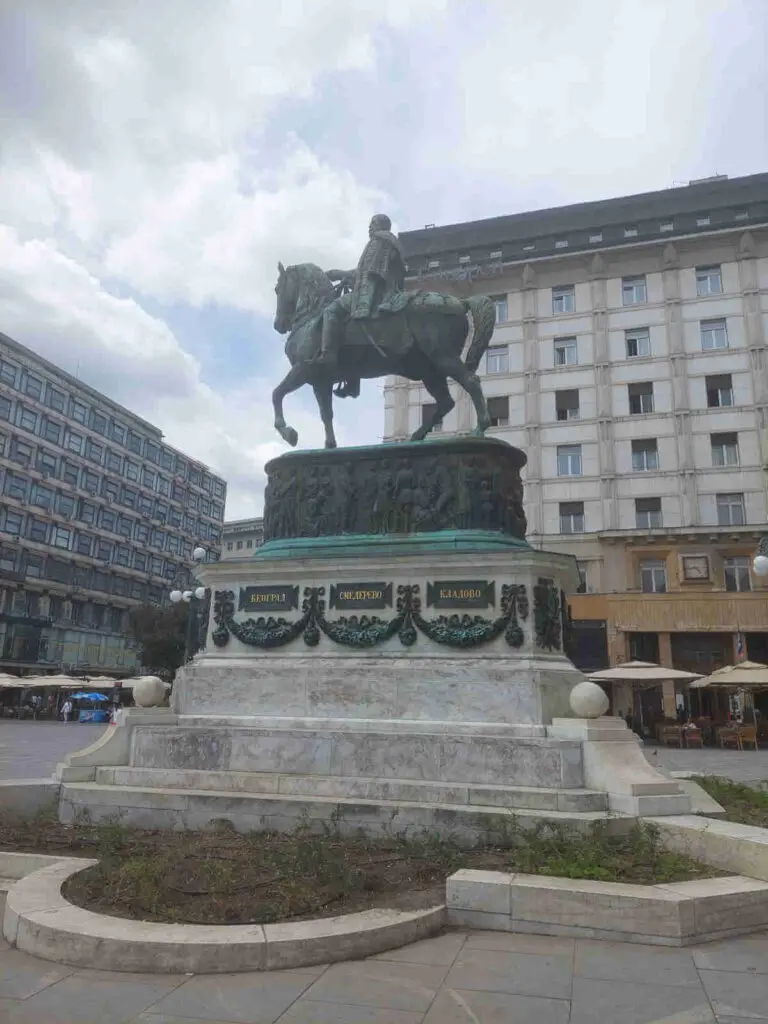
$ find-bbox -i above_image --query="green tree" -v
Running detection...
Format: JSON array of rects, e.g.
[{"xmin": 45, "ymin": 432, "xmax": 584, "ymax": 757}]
[{"xmin": 129, "ymin": 603, "xmax": 188, "ymax": 678}]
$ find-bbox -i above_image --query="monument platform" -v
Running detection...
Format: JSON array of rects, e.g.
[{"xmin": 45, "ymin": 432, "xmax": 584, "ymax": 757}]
[{"xmin": 57, "ymin": 438, "xmax": 690, "ymax": 835}]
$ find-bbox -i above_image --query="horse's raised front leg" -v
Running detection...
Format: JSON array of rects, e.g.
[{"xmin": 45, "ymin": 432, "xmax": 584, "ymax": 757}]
[
  {"xmin": 272, "ymin": 364, "xmax": 308, "ymax": 447},
  {"xmin": 313, "ymin": 380, "xmax": 337, "ymax": 449}
]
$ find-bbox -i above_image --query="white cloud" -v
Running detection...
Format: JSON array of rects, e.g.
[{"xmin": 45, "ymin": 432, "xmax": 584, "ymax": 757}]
[{"xmin": 0, "ymin": 0, "xmax": 444, "ymax": 518}]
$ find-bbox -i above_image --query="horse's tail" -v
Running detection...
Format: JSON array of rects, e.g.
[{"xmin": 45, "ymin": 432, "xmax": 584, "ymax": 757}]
[{"xmin": 463, "ymin": 294, "xmax": 496, "ymax": 373}]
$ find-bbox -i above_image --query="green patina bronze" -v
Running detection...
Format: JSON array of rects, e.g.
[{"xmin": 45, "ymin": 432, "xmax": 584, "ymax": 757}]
[
  {"xmin": 212, "ymin": 584, "xmax": 529, "ymax": 652},
  {"xmin": 262, "ymin": 437, "xmax": 527, "ymax": 545},
  {"xmin": 271, "ymin": 213, "xmax": 498, "ymax": 450}
]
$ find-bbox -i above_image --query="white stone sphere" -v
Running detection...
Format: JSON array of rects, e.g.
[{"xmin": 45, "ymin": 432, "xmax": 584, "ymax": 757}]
[
  {"xmin": 569, "ymin": 681, "xmax": 609, "ymax": 719},
  {"xmin": 132, "ymin": 676, "xmax": 167, "ymax": 708}
]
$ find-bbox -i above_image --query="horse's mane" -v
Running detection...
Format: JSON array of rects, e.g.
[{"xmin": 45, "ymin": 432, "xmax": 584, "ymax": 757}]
[{"xmin": 289, "ymin": 262, "xmax": 336, "ymax": 325}]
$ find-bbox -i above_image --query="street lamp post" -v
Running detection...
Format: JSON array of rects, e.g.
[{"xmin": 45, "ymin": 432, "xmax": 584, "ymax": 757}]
[{"xmin": 169, "ymin": 547, "xmax": 208, "ymax": 664}]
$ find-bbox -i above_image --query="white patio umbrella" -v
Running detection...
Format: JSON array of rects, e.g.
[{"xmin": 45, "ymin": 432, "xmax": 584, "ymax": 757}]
[
  {"xmin": 690, "ymin": 661, "xmax": 768, "ymax": 690},
  {"xmin": 588, "ymin": 661, "xmax": 702, "ymax": 734}
]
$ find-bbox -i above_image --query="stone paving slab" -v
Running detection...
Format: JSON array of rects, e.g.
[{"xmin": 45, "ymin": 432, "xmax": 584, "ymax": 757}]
[{"xmin": 1, "ymin": 891, "xmax": 768, "ymax": 1024}]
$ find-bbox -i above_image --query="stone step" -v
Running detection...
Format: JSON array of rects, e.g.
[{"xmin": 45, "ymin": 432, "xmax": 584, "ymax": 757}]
[
  {"xmin": 129, "ymin": 724, "xmax": 585, "ymax": 790},
  {"xmin": 60, "ymin": 783, "xmax": 625, "ymax": 841},
  {"xmin": 95, "ymin": 767, "xmax": 608, "ymax": 813}
]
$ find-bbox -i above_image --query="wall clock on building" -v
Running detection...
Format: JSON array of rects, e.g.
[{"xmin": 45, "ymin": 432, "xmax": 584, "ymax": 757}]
[{"xmin": 681, "ymin": 555, "xmax": 710, "ymax": 581}]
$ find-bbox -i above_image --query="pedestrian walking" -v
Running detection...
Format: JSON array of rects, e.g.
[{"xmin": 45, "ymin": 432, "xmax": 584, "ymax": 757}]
[{"xmin": 61, "ymin": 698, "xmax": 73, "ymax": 723}]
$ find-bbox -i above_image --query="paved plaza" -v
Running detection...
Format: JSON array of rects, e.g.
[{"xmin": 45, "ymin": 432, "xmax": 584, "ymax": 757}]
[
  {"xmin": 0, "ymin": 721, "xmax": 102, "ymax": 781},
  {"xmin": 0, "ymin": 898, "xmax": 766, "ymax": 1023}
]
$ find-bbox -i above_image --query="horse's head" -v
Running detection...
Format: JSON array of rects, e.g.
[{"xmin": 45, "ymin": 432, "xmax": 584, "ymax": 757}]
[
  {"xmin": 274, "ymin": 261, "xmax": 296, "ymax": 335},
  {"xmin": 274, "ymin": 261, "xmax": 336, "ymax": 335}
]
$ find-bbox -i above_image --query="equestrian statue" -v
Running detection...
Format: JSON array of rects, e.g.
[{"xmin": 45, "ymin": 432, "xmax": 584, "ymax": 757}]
[{"xmin": 272, "ymin": 213, "xmax": 496, "ymax": 449}]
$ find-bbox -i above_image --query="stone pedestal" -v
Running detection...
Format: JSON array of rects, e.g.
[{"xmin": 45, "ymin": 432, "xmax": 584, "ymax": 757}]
[{"xmin": 56, "ymin": 438, "xmax": 689, "ymax": 835}]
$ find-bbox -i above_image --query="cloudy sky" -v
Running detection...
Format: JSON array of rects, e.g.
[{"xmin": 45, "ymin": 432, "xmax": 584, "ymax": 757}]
[{"xmin": 1, "ymin": 0, "xmax": 765, "ymax": 519}]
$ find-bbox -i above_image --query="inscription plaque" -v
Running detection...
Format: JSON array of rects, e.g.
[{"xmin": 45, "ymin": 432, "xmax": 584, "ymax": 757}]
[
  {"xmin": 329, "ymin": 582, "xmax": 393, "ymax": 610},
  {"xmin": 426, "ymin": 580, "xmax": 495, "ymax": 609},
  {"xmin": 239, "ymin": 585, "xmax": 299, "ymax": 613}
]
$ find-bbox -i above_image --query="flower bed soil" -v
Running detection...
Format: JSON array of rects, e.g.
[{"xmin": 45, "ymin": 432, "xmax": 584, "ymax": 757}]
[{"xmin": 0, "ymin": 813, "xmax": 719, "ymax": 926}]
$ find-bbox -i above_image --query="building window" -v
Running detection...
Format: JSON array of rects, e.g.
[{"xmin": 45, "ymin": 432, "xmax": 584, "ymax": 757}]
[
  {"xmin": 628, "ymin": 381, "xmax": 654, "ymax": 415},
  {"xmin": 706, "ymin": 374, "xmax": 734, "ymax": 408},
  {"xmin": 79, "ymin": 500, "xmax": 96, "ymax": 524},
  {"xmin": 631, "ymin": 438, "xmax": 659, "ymax": 471},
  {"xmin": 37, "ymin": 450, "xmax": 57, "ymax": 476},
  {"xmin": 554, "ymin": 336, "xmax": 578, "ymax": 366},
  {"xmin": 696, "ymin": 265, "xmax": 722, "ymax": 296},
  {"xmin": 3, "ymin": 511, "xmax": 23, "ymax": 535},
  {"xmin": 43, "ymin": 419, "xmax": 61, "ymax": 444},
  {"xmin": 96, "ymin": 539, "xmax": 112, "ymax": 560},
  {"xmin": 135, "ymin": 523, "xmax": 149, "ymax": 543},
  {"xmin": 149, "ymin": 556, "xmax": 163, "ymax": 576},
  {"xmin": 0, "ymin": 360, "xmax": 18, "ymax": 386},
  {"xmin": 559, "ymin": 501, "xmax": 584, "ymax": 534},
  {"xmin": 486, "ymin": 345, "xmax": 508, "ymax": 374},
  {"xmin": 91, "ymin": 411, "xmax": 107, "ymax": 434},
  {"xmin": 622, "ymin": 275, "xmax": 647, "ymax": 305},
  {"xmin": 125, "ymin": 460, "xmax": 140, "ymax": 482},
  {"xmin": 623, "ymin": 227, "xmax": 638, "ymax": 238},
  {"xmin": 115, "ymin": 545, "xmax": 130, "ymax": 567},
  {"xmin": 75, "ymin": 532, "xmax": 92, "ymax": 555},
  {"xmin": 552, "ymin": 285, "xmax": 575, "ymax": 314},
  {"xmin": 5, "ymin": 472, "xmax": 27, "ymax": 499},
  {"xmin": 100, "ymin": 508, "xmax": 116, "ymax": 532},
  {"xmin": 109, "ymin": 608, "xmax": 124, "ymax": 632},
  {"xmin": 711, "ymin": 432, "xmax": 739, "ymax": 467},
  {"xmin": 31, "ymin": 484, "xmax": 53, "ymax": 509},
  {"xmin": 421, "ymin": 403, "xmax": 442, "ymax": 432},
  {"xmin": 86, "ymin": 440, "xmax": 103, "ymax": 463},
  {"xmin": 134, "ymin": 551, "xmax": 147, "ymax": 571},
  {"xmin": 83, "ymin": 470, "xmax": 99, "ymax": 492},
  {"xmin": 122, "ymin": 486, "xmax": 137, "ymax": 508},
  {"xmin": 0, "ymin": 396, "xmax": 11, "ymax": 420},
  {"xmin": 660, "ymin": 221, "xmax": 674, "ymax": 232},
  {"xmin": 716, "ymin": 492, "xmax": 745, "ymax": 526},
  {"xmin": 142, "ymin": 468, "xmax": 156, "ymax": 489},
  {"xmin": 103, "ymin": 479, "xmax": 119, "ymax": 501},
  {"xmin": 24, "ymin": 374, "xmax": 43, "ymax": 400},
  {"xmin": 487, "ymin": 395, "xmax": 509, "ymax": 427},
  {"xmin": 246, "ymin": 539, "xmax": 253, "ymax": 548},
  {"xmin": 640, "ymin": 559, "xmax": 667, "ymax": 593},
  {"xmin": 19, "ymin": 406, "xmax": 38, "ymax": 432},
  {"xmin": 10, "ymin": 440, "xmax": 32, "ymax": 466},
  {"xmin": 236, "ymin": 540, "xmax": 243, "ymax": 550},
  {"xmin": 589, "ymin": 232, "xmax": 603, "ymax": 243},
  {"xmin": 47, "ymin": 388, "xmax": 65, "ymax": 411},
  {"xmin": 724, "ymin": 556, "xmax": 751, "ymax": 593},
  {"xmin": 700, "ymin": 318, "xmax": 728, "ymax": 351},
  {"xmin": 117, "ymin": 516, "xmax": 132, "ymax": 538},
  {"xmin": 70, "ymin": 400, "xmax": 88, "ymax": 424},
  {"xmin": 636, "ymin": 497, "xmax": 662, "ymax": 529},
  {"xmin": 146, "ymin": 441, "xmax": 160, "ymax": 463},
  {"xmin": 490, "ymin": 295, "xmax": 508, "ymax": 323},
  {"xmin": 52, "ymin": 526, "xmax": 71, "ymax": 550},
  {"xmin": 65, "ymin": 431, "xmax": 83, "ymax": 454},
  {"xmin": 25, "ymin": 554, "xmax": 44, "ymax": 578},
  {"xmin": 150, "ymin": 529, "xmax": 166, "ymax": 548},
  {"xmin": 557, "ymin": 444, "xmax": 582, "ymax": 477},
  {"xmin": 696, "ymin": 216, "xmax": 710, "ymax": 227},
  {"xmin": 555, "ymin": 389, "xmax": 580, "ymax": 421},
  {"xmin": 111, "ymin": 421, "xmax": 127, "ymax": 444},
  {"xmin": 226, "ymin": 542, "xmax": 233, "ymax": 551},
  {"xmin": 28, "ymin": 518, "xmax": 48, "ymax": 543},
  {"xmin": 625, "ymin": 327, "xmax": 651, "ymax": 358},
  {"xmin": 157, "ymin": 476, "xmax": 171, "ymax": 497},
  {"xmin": 57, "ymin": 494, "xmax": 74, "ymax": 516},
  {"xmin": 106, "ymin": 450, "xmax": 121, "ymax": 472},
  {"xmin": 61, "ymin": 460, "xmax": 79, "ymax": 486}
]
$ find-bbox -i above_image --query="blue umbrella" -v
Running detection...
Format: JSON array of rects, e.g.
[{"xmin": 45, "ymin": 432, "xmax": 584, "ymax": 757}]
[{"xmin": 70, "ymin": 692, "xmax": 109, "ymax": 701}]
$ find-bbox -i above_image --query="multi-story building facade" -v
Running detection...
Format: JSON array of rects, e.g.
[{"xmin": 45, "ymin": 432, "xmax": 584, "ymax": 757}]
[
  {"xmin": 0, "ymin": 332, "xmax": 227, "ymax": 676},
  {"xmin": 221, "ymin": 517, "xmax": 264, "ymax": 558},
  {"xmin": 386, "ymin": 173, "xmax": 768, "ymax": 696}
]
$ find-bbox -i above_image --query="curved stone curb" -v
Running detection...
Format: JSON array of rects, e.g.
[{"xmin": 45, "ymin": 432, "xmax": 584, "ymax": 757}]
[
  {"xmin": 1, "ymin": 860, "xmax": 445, "ymax": 974},
  {"xmin": 447, "ymin": 868, "xmax": 768, "ymax": 946}
]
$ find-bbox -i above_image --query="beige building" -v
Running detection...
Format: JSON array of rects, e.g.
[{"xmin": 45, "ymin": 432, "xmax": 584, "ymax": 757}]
[
  {"xmin": 221, "ymin": 517, "xmax": 264, "ymax": 558},
  {"xmin": 386, "ymin": 173, "xmax": 768, "ymax": 692}
]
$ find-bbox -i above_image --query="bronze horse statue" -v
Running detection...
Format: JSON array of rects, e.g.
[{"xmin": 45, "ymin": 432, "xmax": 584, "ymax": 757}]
[{"xmin": 272, "ymin": 262, "xmax": 496, "ymax": 449}]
